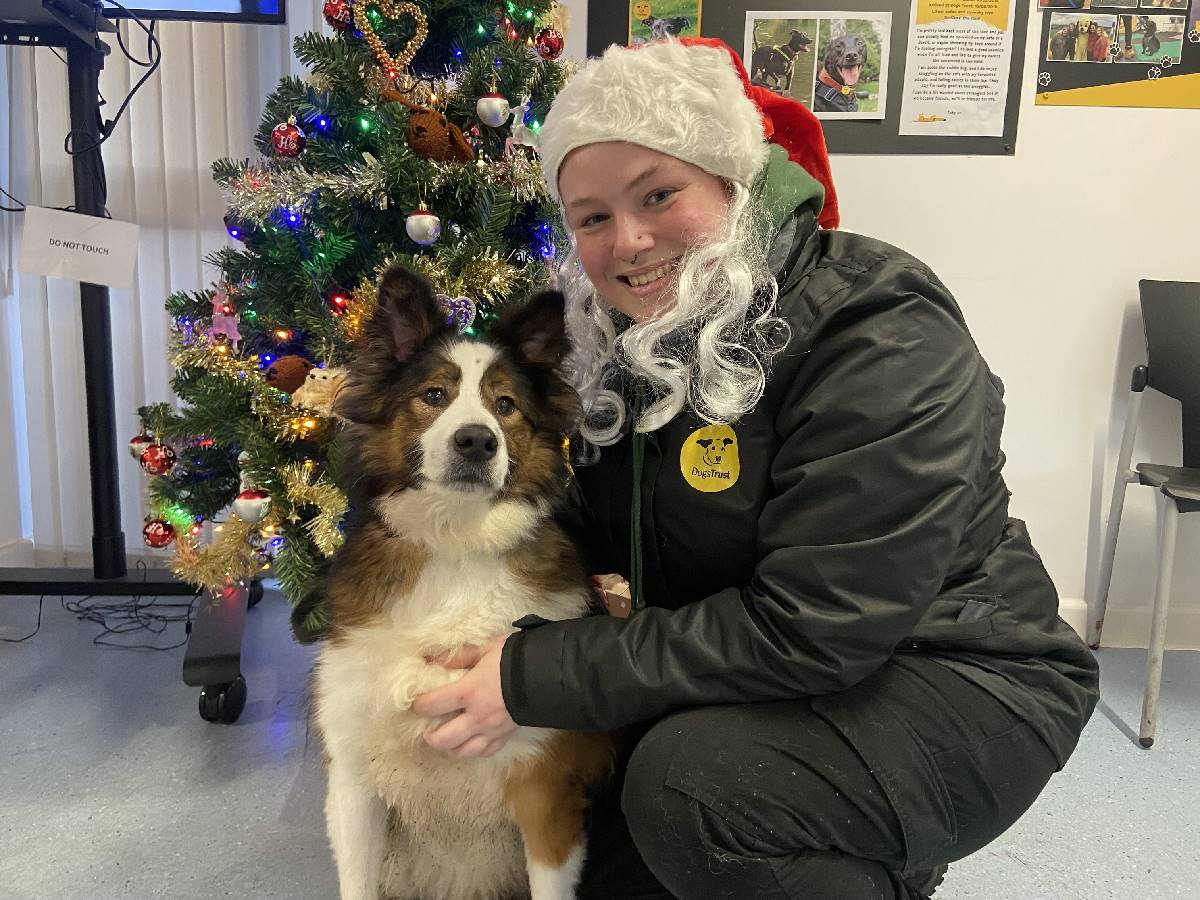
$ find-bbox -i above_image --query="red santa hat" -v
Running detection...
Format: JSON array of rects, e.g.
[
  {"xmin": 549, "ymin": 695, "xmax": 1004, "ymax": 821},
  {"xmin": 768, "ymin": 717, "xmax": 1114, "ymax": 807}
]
[{"xmin": 538, "ymin": 36, "xmax": 839, "ymax": 230}]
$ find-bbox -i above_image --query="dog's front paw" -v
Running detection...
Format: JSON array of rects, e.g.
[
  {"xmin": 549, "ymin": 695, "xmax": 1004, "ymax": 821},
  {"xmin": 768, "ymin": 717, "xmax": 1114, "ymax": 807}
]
[{"xmin": 390, "ymin": 660, "xmax": 466, "ymax": 711}]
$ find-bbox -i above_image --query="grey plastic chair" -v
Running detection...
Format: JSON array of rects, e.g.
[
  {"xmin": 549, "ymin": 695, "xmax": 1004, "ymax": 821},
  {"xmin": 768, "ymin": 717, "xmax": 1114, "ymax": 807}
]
[{"xmin": 1090, "ymin": 279, "xmax": 1200, "ymax": 748}]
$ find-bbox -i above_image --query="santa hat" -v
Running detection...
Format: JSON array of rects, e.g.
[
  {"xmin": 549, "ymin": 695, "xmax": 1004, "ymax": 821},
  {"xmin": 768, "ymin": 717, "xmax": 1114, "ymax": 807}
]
[{"xmin": 538, "ymin": 37, "xmax": 839, "ymax": 230}]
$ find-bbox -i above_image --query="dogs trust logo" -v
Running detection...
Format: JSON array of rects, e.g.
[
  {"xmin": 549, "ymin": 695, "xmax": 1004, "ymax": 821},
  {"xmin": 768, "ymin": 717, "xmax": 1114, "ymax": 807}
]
[{"xmin": 680, "ymin": 424, "xmax": 741, "ymax": 493}]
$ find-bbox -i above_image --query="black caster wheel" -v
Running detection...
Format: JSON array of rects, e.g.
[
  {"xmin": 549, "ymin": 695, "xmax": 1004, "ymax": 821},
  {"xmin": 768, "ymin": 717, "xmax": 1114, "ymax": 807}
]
[
  {"xmin": 247, "ymin": 579, "xmax": 264, "ymax": 608},
  {"xmin": 199, "ymin": 674, "xmax": 247, "ymax": 723}
]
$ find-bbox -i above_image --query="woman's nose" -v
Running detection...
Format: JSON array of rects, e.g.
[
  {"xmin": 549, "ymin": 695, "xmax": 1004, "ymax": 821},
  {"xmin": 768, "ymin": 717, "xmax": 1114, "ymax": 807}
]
[{"xmin": 612, "ymin": 216, "xmax": 653, "ymax": 263}]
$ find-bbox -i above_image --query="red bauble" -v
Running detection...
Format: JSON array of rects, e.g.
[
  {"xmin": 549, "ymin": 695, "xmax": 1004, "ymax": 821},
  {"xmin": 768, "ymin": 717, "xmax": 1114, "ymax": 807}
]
[
  {"xmin": 272, "ymin": 118, "xmax": 307, "ymax": 157},
  {"xmin": 323, "ymin": 0, "xmax": 353, "ymax": 30},
  {"xmin": 535, "ymin": 27, "xmax": 564, "ymax": 60},
  {"xmin": 143, "ymin": 518, "xmax": 176, "ymax": 549},
  {"xmin": 128, "ymin": 433, "xmax": 155, "ymax": 460},
  {"xmin": 139, "ymin": 443, "xmax": 177, "ymax": 476}
]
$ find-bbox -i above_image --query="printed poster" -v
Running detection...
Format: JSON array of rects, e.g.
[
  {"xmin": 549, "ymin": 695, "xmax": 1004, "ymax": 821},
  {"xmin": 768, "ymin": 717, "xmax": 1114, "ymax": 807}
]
[
  {"xmin": 744, "ymin": 11, "xmax": 892, "ymax": 119},
  {"xmin": 1034, "ymin": 6, "xmax": 1200, "ymax": 108},
  {"xmin": 897, "ymin": 0, "xmax": 1019, "ymax": 136}
]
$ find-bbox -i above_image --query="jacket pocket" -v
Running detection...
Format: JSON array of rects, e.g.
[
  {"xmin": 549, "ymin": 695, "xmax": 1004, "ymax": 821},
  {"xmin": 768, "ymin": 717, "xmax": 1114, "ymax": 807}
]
[{"xmin": 907, "ymin": 594, "xmax": 1001, "ymax": 644}]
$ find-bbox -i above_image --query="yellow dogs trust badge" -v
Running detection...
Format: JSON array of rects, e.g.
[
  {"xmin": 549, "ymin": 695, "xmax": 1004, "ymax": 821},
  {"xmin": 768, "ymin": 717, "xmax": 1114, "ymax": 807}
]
[{"xmin": 680, "ymin": 424, "xmax": 740, "ymax": 493}]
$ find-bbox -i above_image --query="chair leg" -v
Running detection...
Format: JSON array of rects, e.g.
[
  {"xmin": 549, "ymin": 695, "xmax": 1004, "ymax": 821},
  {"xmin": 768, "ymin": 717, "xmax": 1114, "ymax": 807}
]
[
  {"xmin": 1139, "ymin": 492, "xmax": 1179, "ymax": 749},
  {"xmin": 1090, "ymin": 474, "xmax": 1132, "ymax": 648}
]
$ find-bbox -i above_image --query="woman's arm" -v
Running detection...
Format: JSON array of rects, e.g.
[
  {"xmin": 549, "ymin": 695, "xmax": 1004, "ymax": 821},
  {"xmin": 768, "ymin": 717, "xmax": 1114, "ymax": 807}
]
[{"xmin": 502, "ymin": 263, "xmax": 993, "ymax": 731}]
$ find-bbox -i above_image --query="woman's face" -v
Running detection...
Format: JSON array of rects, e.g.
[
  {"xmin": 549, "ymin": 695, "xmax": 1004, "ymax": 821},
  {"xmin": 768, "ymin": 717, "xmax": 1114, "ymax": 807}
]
[{"xmin": 558, "ymin": 141, "xmax": 731, "ymax": 322}]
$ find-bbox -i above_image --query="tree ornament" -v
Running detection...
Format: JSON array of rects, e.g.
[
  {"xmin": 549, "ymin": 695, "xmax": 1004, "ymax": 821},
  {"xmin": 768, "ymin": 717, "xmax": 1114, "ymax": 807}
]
[
  {"xmin": 140, "ymin": 443, "xmax": 177, "ymax": 476},
  {"xmin": 232, "ymin": 489, "xmax": 272, "ymax": 524},
  {"xmin": 271, "ymin": 116, "xmax": 307, "ymax": 157},
  {"xmin": 354, "ymin": 1, "xmax": 428, "ymax": 81},
  {"xmin": 405, "ymin": 206, "xmax": 444, "ymax": 244},
  {"xmin": 142, "ymin": 518, "xmax": 176, "ymax": 549},
  {"xmin": 206, "ymin": 286, "xmax": 241, "ymax": 348},
  {"xmin": 437, "ymin": 293, "xmax": 476, "ymax": 332},
  {"xmin": 128, "ymin": 433, "xmax": 155, "ymax": 460},
  {"xmin": 264, "ymin": 355, "xmax": 315, "ymax": 394},
  {"xmin": 292, "ymin": 367, "xmax": 349, "ymax": 418},
  {"xmin": 405, "ymin": 205, "xmax": 442, "ymax": 245},
  {"xmin": 323, "ymin": 0, "xmax": 353, "ymax": 30},
  {"xmin": 476, "ymin": 92, "xmax": 511, "ymax": 128},
  {"xmin": 535, "ymin": 27, "xmax": 564, "ymax": 60},
  {"xmin": 382, "ymin": 88, "xmax": 474, "ymax": 162}
]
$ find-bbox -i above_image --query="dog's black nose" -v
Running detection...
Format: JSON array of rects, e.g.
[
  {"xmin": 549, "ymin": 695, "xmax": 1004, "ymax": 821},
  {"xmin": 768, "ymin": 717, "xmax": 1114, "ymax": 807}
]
[{"xmin": 453, "ymin": 425, "xmax": 498, "ymax": 463}]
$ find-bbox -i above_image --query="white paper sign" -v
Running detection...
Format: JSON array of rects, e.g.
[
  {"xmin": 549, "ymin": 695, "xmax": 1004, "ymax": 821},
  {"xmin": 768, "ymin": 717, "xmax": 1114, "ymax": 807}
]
[{"xmin": 18, "ymin": 206, "xmax": 139, "ymax": 290}]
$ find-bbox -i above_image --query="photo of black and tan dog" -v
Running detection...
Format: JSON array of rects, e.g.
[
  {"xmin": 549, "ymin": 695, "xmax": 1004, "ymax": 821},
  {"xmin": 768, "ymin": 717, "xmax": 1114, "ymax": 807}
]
[
  {"xmin": 313, "ymin": 264, "xmax": 614, "ymax": 900},
  {"xmin": 750, "ymin": 28, "xmax": 813, "ymax": 95},
  {"xmin": 814, "ymin": 33, "xmax": 870, "ymax": 113}
]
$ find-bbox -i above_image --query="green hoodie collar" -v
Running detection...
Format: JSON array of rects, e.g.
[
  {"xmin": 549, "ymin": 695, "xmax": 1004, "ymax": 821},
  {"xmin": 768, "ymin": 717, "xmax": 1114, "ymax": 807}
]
[{"xmin": 752, "ymin": 144, "xmax": 825, "ymax": 245}]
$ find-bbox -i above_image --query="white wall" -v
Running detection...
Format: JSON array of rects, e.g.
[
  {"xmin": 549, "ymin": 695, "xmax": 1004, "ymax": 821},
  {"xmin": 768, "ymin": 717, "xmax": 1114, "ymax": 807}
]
[{"xmin": 828, "ymin": 17, "xmax": 1200, "ymax": 647}]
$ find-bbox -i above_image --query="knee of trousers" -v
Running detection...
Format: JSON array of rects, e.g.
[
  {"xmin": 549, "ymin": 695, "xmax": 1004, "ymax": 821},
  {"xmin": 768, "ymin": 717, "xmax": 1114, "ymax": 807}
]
[{"xmin": 619, "ymin": 711, "xmax": 778, "ymax": 867}]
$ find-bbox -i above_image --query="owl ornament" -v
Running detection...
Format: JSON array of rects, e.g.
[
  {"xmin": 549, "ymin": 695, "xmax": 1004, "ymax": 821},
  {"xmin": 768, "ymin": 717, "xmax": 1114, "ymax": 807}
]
[{"xmin": 292, "ymin": 366, "xmax": 348, "ymax": 419}]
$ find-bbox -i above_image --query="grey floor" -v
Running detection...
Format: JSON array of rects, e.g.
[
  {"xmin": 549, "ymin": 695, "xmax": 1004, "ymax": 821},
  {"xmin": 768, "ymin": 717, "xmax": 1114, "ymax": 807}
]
[{"xmin": 1, "ymin": 588, "xmax": 1197, "ymax": 900}]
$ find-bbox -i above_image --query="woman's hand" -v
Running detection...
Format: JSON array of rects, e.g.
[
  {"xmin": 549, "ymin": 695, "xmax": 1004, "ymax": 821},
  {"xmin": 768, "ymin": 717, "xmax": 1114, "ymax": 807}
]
[{"xmin": 412, "ymin": 633, "xmax": 516, "ymax": 758}]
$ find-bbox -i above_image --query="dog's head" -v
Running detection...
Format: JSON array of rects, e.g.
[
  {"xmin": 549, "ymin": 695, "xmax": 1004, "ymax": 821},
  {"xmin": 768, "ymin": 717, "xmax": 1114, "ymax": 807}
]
[
  {"xmin": 822, "ymin": 34, "xmax": 869, "ymax": 87},
  {"xmin": 335, "ymin": 265, "xmax": 580, "ymax": 508},
  {"xmin": 788, "ymin": 30, "xmax": 813, "ymax": 52},
  {"xmin": 695, "ymin": 436, "xmax": 734, "ymax": 467}
]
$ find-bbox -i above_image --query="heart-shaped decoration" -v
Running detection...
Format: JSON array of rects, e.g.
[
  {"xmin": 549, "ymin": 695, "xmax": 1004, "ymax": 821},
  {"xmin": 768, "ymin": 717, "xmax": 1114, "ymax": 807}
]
[{"xmin": 354, "ymin": 1, "xmax": 429, "ymax": 81}]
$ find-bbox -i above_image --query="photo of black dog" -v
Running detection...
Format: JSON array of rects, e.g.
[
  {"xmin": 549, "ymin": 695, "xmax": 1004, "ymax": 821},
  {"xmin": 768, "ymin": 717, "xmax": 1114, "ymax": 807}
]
[
  {"xmin": 1139, "ymin": 16, "xmax": 1161, "ymax": 54},
  {"xmin": 814, "ymin": 34, "xmax": 869, "ymax": 113},
  {"xmin": 641, "ymin": 15, "xmax": 690, "ymax": 41},
  {"xmin": 750, "ymin": 29, "xmax": 813, "ymax": 94}
]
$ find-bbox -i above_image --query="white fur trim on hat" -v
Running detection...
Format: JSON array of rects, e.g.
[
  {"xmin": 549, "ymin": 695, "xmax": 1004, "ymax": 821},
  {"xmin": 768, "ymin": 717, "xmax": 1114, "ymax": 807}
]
[{"xmin": 538, "ymin": 40, "xmax": 769, "ymax": 205}]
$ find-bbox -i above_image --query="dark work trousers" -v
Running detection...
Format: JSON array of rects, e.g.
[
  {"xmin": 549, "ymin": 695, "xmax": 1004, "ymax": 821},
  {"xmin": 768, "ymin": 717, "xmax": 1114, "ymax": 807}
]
[{"xmin": 576, "ymin": 654, "xmax": 1061, "ymax": 900}]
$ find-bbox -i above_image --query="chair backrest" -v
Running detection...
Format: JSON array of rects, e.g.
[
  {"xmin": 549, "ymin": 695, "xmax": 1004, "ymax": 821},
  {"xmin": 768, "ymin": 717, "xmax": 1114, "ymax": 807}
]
[{"xmin": 1139, "ymin": 279, "xmax": 1200, "ymax": 468}]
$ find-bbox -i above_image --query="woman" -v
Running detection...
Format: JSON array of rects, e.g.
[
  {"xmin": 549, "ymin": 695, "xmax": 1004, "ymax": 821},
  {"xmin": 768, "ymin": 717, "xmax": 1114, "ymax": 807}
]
[{"xmin": 413, "ymin": 38, "xmax": 1099, "ymax": 900}]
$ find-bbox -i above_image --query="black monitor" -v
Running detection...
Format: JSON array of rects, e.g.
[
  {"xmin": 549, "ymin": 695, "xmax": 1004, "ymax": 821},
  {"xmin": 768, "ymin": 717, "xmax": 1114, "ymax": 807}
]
[{"xmin": 100, "ymin": 1, "xmax": 285, "ymax": 24}]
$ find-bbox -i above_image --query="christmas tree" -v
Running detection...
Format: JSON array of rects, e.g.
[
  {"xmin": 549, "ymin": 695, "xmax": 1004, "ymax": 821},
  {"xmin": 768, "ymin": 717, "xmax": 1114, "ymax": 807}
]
[{"xmin": 134, "ymin": 0, "xmax": 573, "ymax": 641}]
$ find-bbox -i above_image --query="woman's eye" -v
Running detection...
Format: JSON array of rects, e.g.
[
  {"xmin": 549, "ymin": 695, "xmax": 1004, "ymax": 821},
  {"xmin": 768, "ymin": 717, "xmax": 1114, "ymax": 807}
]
[
  {"xmin": 495, "ymin": 396, "xmax": 516, "ymax": 416},
  {"xmin": 580, "ymin": 213, "xmax": 606, "ymax": 228},
  {"xmin": 647, "ymin": 189, "xmax": 675, "ymax": 206},
  {"xmin": 422, "ymin": 387, "xmax": 447, "ymax": 407}
]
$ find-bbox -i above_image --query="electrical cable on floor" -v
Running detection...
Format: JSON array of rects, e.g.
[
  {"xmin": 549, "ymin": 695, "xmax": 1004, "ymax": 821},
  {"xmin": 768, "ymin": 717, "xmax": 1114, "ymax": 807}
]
[
  {"xmin": 0, "ymin": 595, "xmax": 46, "ymax": 643},
  {"xmin": 59, "ymin": 561, "xmax": 198, "ymax": 650}
]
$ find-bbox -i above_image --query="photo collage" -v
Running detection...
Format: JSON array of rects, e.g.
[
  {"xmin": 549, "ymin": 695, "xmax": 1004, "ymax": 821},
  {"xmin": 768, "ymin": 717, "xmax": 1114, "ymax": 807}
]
[
  {"xmin": 743, "ymin": 12, "xmax": 891, "ymax": 119},
  {"xmin": 1040, "ymin": 0, "xmax": 1193, "ymax": 66}
]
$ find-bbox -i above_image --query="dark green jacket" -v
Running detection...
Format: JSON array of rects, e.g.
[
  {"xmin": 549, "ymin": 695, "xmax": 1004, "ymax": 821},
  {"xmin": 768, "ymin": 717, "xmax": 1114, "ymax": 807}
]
[{"xmin": 500, "ymin": 156, "xmax": 1099, "ymax": 768}]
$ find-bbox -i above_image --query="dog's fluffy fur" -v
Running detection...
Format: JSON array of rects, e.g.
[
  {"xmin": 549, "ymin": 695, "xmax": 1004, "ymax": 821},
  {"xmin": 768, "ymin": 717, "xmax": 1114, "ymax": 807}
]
[{"xmin": 313, "ymin": 266, "xmax": 613, "ymax": 900}]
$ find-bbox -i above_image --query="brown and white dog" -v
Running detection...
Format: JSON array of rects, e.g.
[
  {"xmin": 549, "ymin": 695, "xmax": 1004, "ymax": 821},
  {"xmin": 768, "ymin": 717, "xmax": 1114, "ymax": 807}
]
[{"xmin": 313, "ymin": 265, "xmax": 613, "ymax": 900}]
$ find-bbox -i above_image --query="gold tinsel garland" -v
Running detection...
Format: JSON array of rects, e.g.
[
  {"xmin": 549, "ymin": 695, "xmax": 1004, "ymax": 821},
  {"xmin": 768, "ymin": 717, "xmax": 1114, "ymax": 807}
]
[
  {"xmin": 279, "ymin": 461, "xmax": 348, "ymax": 558},
  {"xmin": 171, "ymin": 515, "xmax": 268, "ymax": 593},
  {"xmin": 333, "ymin": 279, "xmax": 380, "ymax": 345},
  {"xmin": 170, "ymin": 336, "xmax": 327, "ymax": 443},
  {"xmin": 409, "ymin": 249, "xmax": 523, "ymax": 306}
]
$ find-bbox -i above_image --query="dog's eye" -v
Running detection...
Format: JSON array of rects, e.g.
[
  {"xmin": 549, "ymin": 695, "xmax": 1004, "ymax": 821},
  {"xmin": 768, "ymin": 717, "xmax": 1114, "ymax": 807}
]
[
  {"xmin": 422, "ymin": 387, "xmax": 447, "ymax": 407},
  {"xmin": 495, "ymin": 396, "xmax": 516, "ymax": 417}
]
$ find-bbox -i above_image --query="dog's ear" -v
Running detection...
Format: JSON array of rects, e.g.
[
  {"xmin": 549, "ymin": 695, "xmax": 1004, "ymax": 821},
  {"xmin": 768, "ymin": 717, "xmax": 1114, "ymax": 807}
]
[
  {"xmin": 492, "ymin": 290, "xmax": 570, "ymax": 369},
  {"xmin": 373, "ymin": 264, "xmax": 448, "ymax": 363},
  {"xmin": 335, "ymin": 265, "xmax": 451, "ymax": 424}
]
